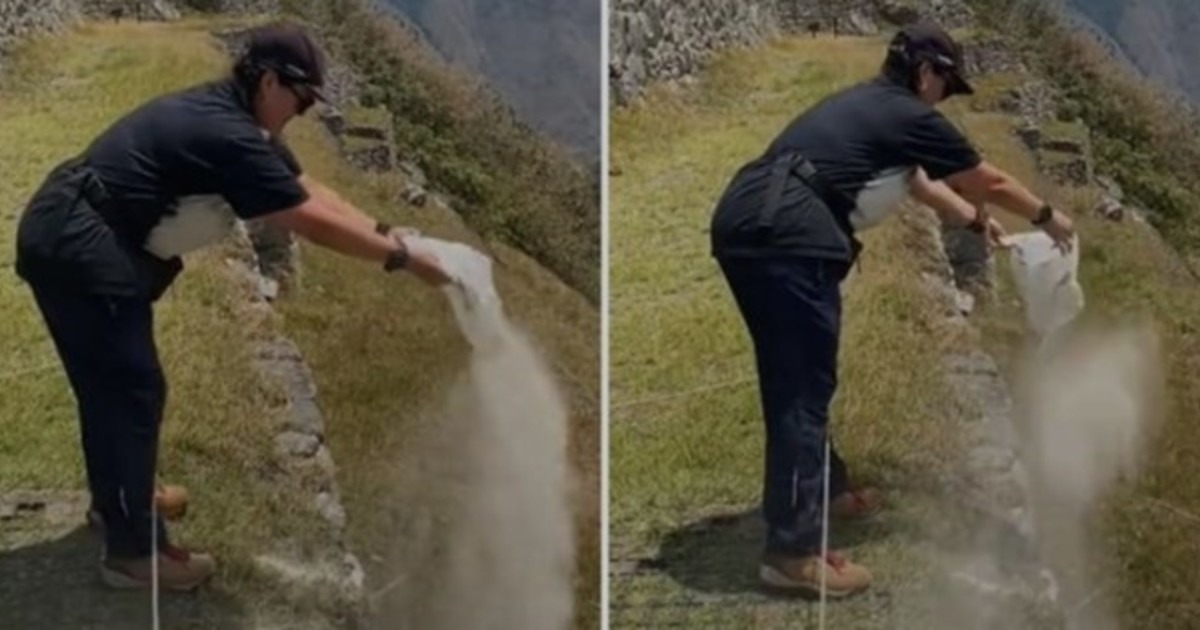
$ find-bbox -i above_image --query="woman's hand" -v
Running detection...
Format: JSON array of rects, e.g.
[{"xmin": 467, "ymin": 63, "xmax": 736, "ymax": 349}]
[
  {"xmin": 986, "ymin": 217, "xmax": 1009, "ymax": 251},
  {"xmin": 404, "ymin": 246, "xmax": 453, "ymax": 287},
  {"xmin": 385, "ymin": 225, "xmax": 422, "ymax": 245},
  {"xmin": 383, "ymin": 226, "xmax": 451, "ymax": 286},
  {"xmin": 1039, "ymin": 209, "xmax": 1075, "ymax": 253}
]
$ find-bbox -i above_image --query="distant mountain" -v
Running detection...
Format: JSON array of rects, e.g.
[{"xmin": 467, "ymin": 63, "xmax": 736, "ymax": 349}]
[
  {"xmin": 1064, "ymin": 0, "xmax": 1200, "ymax": 102},
  {"xmin": 378, "ymin": 0, "xmax": 600, "ymax": 160}
]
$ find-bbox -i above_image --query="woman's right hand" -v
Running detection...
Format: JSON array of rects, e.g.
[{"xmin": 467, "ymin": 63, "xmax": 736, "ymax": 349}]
[
  {"xmin": 405, "ymin": 247, "xmax": 454, "ymax": 287},
  {"xmin": 1040, "ymin": 209, "xmax": 1075, "ymax": 253}
]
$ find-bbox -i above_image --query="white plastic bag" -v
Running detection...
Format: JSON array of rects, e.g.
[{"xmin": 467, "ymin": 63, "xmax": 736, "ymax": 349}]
[
  {"xmin": 404, "ymin": 235, "xmax": 505, "ymax": 350},
  {"xmin": 1005, "ymin": 232, "xmax": 1084, "ymax": 339}
]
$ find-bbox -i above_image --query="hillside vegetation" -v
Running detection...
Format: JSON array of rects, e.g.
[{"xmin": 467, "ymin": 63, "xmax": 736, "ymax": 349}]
[
  {"xmin": 974, "ymin": 0, "xmax": 1200, "ymax": 269},
  {"xmin": 610, "ymin": 27, "xmax": 1200, "ymax": 629},
  {"xmin": 0, "ymin": 14, "xmax": 598, "ymax": 629},
  {"xmin": 280, "ymin": 0, "xmax": 600, "ymax": 302},
  {"xmin": 379, "ymin": 0, "xmax": 601, "ymax": 156}
]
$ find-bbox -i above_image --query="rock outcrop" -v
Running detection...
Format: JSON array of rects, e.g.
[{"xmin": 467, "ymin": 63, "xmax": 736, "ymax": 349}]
[
  {"xmin": 224, "ymin": 224, "xmax": 365, "ymax": 621},
  {"xmin": 0, "ymin": 0, "xmax": 79, "ymax": 54},
  {"xmin": 609, "ymin": 0, "xmax": 976, "ymax": 104},
  {"xmin": 0, "ymin": 0, "xmax": 189, "ymax": 59},
  {"xmin": 608, "ymin": 0, "xmax": 783, "ymax": 104}
]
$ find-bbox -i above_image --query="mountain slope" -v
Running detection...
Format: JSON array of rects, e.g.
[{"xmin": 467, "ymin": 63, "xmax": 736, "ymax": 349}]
[
  {"xmin": 1065, "ymin": 0, "xmax": 1200, "ymax": 101},
  {"xmin": 281, "ymin": 0, "xmax": 600, "ymax": 302},
  {"xmin": 379, "ymin": 0, "xmax": 600, "ymax": 158},
  {"xmin": 611, "ymin": 10, "xmax": 1200, "ymax": 630},
  {"xmin": 0, "ymin": 14, "xmax": 598, "ymax": 629}
]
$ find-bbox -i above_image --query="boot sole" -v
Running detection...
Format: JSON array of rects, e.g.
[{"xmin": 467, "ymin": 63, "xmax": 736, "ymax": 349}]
[
  {"xmin": 759, "ymin": 565, "xmax": 867, "ymax": 599},
  {"xmin": 99, "ymin": 564, "xmax": 210, "ymax": 592}
]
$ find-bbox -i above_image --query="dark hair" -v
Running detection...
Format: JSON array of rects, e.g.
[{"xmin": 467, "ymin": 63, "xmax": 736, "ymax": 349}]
[
  {"xmin": 232, "ymin": 52, "xmax": 267, "ymax": 103},
  {"xmin": 881, "ymin": 51, "xmax": 925, "ymax": 93}
]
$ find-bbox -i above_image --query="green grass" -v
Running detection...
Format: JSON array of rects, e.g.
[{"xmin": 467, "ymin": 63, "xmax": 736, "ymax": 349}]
[
  {"xmin": 977, "ymin": 204, "xmax": 1200, "ymax": 630},
  {"xmin": 278, "ymin": 116, "xmax": 602, "ymax": 629},
  {"xmin": 0, "ymin": 17, "xmax": 599, "ymax": 629},
  {"xmin": 966, "ymin": 70, "xmax": 1027, "ymax": 112},
  {"xmin": 342, "ymin": 133, "xmax": 390, "ymax": 155},
  {"xmin": 342, "ymin": 104, "xmax": 392, "ymax": 131},
  {"xmin": 0, "ymin": 19, "xmax": 331, "ymax": 616},
  {"xmin": 611, "ymin": 32, "xmax": 1200, "ymax": 629},
  {"xmin": 942, "ymin": 38, "xmax": 1200, "ymax": 630},
  {"xmin": 610, "ymin": 36, "xmax": 970, "ymax": 627},
  {"xmin": 1041, "ymin": 118, "xmax": 1090, "ymax": 145},
  {"xmin": 280, "ymin": 0, "xmax": 601, "ymax": 302}
]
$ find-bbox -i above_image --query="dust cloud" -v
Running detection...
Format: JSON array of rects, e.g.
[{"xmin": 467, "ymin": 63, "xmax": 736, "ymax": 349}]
[{"xmin": 378, "ymin": 238, "xmax": 575, "ymax": 630}]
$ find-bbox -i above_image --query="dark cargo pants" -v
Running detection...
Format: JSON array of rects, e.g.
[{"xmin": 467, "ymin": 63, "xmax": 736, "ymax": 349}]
[
  {"xmin": 719, "ymin": 256, "xmax": 850, "ymax": 556},
  {"xmin": 17, "ymin": 158, "xmax": 170, "ymax": 559}
]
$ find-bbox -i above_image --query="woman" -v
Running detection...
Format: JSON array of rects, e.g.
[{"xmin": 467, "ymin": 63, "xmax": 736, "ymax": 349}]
[
  {"xmin": 709, "ymin": 22, "xmax": 1074, "ymax": 597},
  {"xmin": 14, "ymin": 24, "xmax": 449, "ymax": 591}
]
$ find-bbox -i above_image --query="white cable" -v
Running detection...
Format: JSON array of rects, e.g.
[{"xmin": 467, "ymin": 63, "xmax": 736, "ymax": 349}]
[
  {"xmin": 818, "ymin": 436, "xmax": 831, "ymax": 630},
  {"xmin": 151, "ymin": 491, "xmax": 160, "ymax": 630}
]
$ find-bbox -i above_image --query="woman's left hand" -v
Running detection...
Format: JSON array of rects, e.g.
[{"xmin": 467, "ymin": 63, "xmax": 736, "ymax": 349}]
[
  {"xmin": 385, "ymin": 225, "xmax": 422, "ymax": 247},
  {"xmin": 986, "ymin": 217, "xmax": 1009, "ymax": 251}
]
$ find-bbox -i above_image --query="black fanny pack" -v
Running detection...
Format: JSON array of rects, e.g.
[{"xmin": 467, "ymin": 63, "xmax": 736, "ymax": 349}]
[
  {"xmin": 15, "ymin": 157, "xmax": 182, "ymax": 301},
  {"xmin": 756, "ymin": 151, "xmax": 863, "ymax": 263}
]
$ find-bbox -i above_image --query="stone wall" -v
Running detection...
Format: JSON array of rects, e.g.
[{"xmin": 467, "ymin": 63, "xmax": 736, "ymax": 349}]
[
  {"xmin": 609, "ymin": 0, "xmax": 976, "ymax": 104},
  {"xmin": 176, "ymin": 0, "xmax": 276, "ymax": 13},
  {"xmin": 0, "ymin": 0, "xmax": 187, "ymax": 57},
  {"xmin": 80, "ymin": 0, "xmax": 181, "ymax": 20},
  {"xmin": 608, "ymin": 0, "xmax": 784, "ymax": 104},
  {"xmin": 0, "ymin": 0, "xmax": 80, "ymax": 53}
]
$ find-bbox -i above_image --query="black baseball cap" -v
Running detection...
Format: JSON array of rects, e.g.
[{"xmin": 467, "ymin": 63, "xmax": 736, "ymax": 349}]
[
  {"xmin": 244, "ymin": 24, "xmax": 328, "ymax": 102},
  {"xmin": 886, "ymin": 22, "xmax": 973, "ymax": 97}
]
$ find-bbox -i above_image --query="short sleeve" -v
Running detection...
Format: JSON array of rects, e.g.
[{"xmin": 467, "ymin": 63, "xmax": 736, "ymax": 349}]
[
  {"xmin": 271, "ymin": 137, "xmax": 304, "ymax": 176},
  {"xmin": 215, "ymin": 131, "xmax": 308, "ymax": 219},
  {"xmin": 900, "ymin": 108, "xmax": 982, "ymax": 180}
]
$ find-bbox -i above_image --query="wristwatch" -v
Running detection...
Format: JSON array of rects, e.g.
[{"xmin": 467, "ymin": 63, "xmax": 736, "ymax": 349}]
[
  {"xmin": 1031, "ymin": 203, "xmax": 1055, "ymax": 226},
  {"xmin": 383, "ymin": 245, "xmax": 409, "ymax": 272}
]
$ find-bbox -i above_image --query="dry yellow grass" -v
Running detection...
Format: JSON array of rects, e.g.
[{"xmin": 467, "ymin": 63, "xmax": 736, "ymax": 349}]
[
  {"xmin": 0, "ymin": 17, "xmax": 599, "ymax": 628},
  {"xmin": 611, "ymin": 32, "xmax": 1200, "ymax": 628},
  {"xmin": 610, "ymin": 36, "xmax": 967, "ymax": 627}
]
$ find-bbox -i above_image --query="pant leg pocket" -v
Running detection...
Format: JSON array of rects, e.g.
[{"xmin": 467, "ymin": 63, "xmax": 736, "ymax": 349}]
[{"xmin": 52, "ymin": 200, "xmax": 143, "ymax": 296}]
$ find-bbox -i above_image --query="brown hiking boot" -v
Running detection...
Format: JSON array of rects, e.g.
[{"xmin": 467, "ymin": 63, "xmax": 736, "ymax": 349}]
[
  {"xmin": 100, "ymin": 544, "xmax": 216, "ymax": 592},
  {"xmin": 87, "ymin": 484, "xmax": 189, "ymax": 533},
  {"xmin": 760, "ymin": 551, "xmax": 872, "ymax": 598},
  {"xmin": 829, "ymin": 487, "xmax": 883, "ymax": 521}
]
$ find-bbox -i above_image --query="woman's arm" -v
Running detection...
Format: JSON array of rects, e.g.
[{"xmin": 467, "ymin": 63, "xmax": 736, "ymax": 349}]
[
  {"xmin": 910, "ymin": 167, "xmax": 982, "ymax": 228},
  {"xmin": 944, "ymin": 161, "xmax": 1074, "ymax": 249},
  {"xmin": 261, "ymin": 195, "xmax": 449, "ymax": 287}
]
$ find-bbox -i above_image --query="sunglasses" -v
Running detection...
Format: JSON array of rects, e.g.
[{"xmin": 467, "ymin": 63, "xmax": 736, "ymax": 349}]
[
  {"xmin": 929, "ymin": 65, "xmax": 958, "ymax": 100},
  {"xmin": 283, "ymin": 80, "xmax": 318, "ymax": 113}
]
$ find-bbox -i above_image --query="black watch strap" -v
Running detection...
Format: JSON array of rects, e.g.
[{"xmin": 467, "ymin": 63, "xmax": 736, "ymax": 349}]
[
  {"xmin": 383, "ymin": 246, "xmax": 409, "ymax": 272},
  {"xmin": 1032, "ymin": 204, "xmax": 1054, "ymax": 226}
]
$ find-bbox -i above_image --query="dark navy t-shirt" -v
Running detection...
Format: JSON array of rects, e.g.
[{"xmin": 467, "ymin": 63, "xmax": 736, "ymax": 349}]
[
  {"xmin": 85, "ymin": 78, "xmax": 308, "ymax": 253},
  {"xmin": 711, "ymin": 77, "xmax": 981, "ymax": 261}
]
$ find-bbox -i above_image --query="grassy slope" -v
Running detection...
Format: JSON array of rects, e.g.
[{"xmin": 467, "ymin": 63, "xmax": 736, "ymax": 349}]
[
  {"xmin": 610, "ymin": 37, "xmax": 964, "ymax": 628},
  {"xmin": 279, "ymin": 96, "xmax": 601, "ymax": 629},
  {"xmin": 611, "ymin": 33, "xmax": 1200, "ymax": 629},
  {"xmin": 0, "ymin": 16, "xmax": 599, "ymax": 629},
  {"xmin": 0, "ymin": 18, "xmax": 327, "ymax": 605},
  {"xmin": 280, "ymin": 0, "xmax": 601, "ymax": 302}
]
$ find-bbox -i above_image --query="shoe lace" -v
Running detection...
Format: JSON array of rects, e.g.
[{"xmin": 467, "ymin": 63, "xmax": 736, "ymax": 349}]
[
  {"xmin": 161, "ymin": 544, "xmax": 191, "ymax": 563},
  {"xmin": 823, "ymin": 551, "xmax": 847, "ymax": 570}
]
